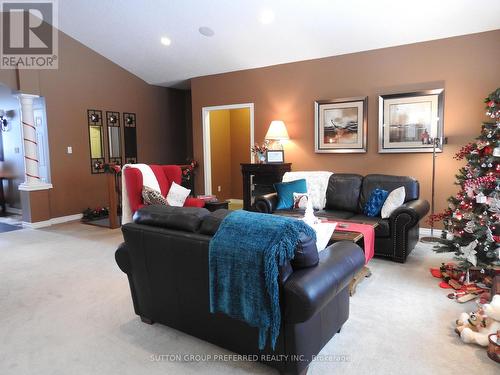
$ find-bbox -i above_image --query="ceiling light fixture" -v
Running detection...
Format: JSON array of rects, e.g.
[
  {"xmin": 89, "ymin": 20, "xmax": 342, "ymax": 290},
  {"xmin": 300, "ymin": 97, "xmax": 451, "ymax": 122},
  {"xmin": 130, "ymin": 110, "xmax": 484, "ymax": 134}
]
[
  {"xmin": 160, "ymin": 36, "xmax": 171, "ymax": 46},
  {"xmin": 259, "ymin": 9, "xmax": 275, "ymax": 24},
  {"xmin": 198, "ymin": 26, "xmax": 215, "ymax": 37}
]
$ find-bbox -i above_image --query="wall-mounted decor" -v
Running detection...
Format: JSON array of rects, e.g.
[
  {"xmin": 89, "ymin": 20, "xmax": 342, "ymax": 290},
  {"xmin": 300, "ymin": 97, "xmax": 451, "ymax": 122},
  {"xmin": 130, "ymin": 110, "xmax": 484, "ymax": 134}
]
[
  {"xmin": 106, "ymin": 111, "xmax": 122, "ymax": 165},
  {"xmin": 378, "ymin": 89, "xmax": 444, "ymax": 153},
  {"xmin": 87, "ymin": 109, "xmax": 105, "ymax": 174},
  {"xmin": 314, "ymin": 97, "xmax": 367, "ymax": 153},
  {"xmin": 123, "ymin": 112, "xmax": 137, "ymax": 164}
]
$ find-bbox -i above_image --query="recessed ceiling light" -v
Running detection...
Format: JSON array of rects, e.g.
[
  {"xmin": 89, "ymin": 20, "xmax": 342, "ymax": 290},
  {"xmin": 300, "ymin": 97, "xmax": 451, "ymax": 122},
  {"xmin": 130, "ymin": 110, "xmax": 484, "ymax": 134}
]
[
  {"xmin": 259, "ymin": 9, "xmax": 275, "ymax": 24},
  {"xmin": 199, "ymin": 26, "xmax": 215, "ymax": 37},
  {"xmin": 160, "ymin": 36, "xmax": 171, "ymax": 46}
]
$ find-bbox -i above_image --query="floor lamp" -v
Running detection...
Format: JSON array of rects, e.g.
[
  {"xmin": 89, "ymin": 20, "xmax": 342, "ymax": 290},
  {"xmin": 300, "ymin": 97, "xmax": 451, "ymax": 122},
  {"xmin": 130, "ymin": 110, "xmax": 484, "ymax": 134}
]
[{"xmin": 421, "ymin": 136, "xmax": 446, "ymax": 243}]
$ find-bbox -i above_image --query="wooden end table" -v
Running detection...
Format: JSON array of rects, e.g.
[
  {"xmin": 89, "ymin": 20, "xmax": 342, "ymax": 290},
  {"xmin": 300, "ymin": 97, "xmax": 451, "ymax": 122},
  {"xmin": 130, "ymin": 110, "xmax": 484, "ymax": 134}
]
[
  {"xmin": 492, "ymin": 275, "xmax": 500, "ymax": 298},
  {"xmin": 204, "ymin": 200, "xmax": 229, "ymax": 212},
  {"xmin": 0, "ymin": 173, "xmax": 15, "ymax": 214}
]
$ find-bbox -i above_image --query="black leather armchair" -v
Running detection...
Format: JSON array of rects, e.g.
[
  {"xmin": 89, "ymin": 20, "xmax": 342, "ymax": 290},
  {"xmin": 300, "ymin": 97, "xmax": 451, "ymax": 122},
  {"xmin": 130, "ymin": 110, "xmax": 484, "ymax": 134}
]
[
  {"xmin": 116, "ymin": 206, "xmax": 365, "ymax": 375},
  {"xmin": 254, "ymin": 174, "xmax": 430, "ymax": 263}
]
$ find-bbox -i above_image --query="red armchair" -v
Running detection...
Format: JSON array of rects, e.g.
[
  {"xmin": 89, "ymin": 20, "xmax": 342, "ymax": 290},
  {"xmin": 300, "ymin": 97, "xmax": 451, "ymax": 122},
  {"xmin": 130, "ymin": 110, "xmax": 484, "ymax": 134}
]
[{"xmin": 124, "ymin": 164, "xmax": 205, "ymax": 218}]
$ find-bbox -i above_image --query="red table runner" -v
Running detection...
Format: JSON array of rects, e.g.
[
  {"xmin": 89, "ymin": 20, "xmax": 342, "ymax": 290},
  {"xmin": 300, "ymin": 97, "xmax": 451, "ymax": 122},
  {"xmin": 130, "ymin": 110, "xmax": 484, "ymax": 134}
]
[{"xmin": 322, "ymin": 220, "xmax": 375, "ymax": 264}]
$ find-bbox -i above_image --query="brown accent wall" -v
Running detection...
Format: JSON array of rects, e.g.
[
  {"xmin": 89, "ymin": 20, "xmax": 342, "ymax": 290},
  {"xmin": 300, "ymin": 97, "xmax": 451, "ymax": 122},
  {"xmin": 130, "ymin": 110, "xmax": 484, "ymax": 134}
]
[
  {"xmin": 0, "ymin": 29, "xmax": 190, "ymax": 219},
  {"xmin": 20, "ymin": 190, "xmax": 51, "ymax": 223},
  {"xmin": 192, "ymin": 30, "xmax": 500, "ymax": 226}
]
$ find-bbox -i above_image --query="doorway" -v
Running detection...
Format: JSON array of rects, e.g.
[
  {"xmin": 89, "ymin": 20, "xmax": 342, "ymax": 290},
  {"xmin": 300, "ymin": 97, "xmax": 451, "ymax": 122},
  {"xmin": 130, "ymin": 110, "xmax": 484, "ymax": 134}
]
[
  {"xmin": 0, "ymin": 84, "xmax": 51, "ymax": 230},
  {"xmin": 202, "ymin": 103, "xmax": 254, "ymax": 206},
  {"xmin": 0, "ymin": 85, "xmax": 23, "ymax": 229}
]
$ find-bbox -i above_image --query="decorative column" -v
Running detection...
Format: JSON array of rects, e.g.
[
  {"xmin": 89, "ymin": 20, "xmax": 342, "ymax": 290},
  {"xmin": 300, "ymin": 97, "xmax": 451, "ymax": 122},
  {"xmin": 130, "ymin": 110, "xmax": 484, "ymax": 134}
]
[
  {"xmin": 17, "ymin": 93, "xmax": 52, "ymax": 226},
  {"xmin": 18, "ymin": 94, "xmax": 49, "ymax": 188}
]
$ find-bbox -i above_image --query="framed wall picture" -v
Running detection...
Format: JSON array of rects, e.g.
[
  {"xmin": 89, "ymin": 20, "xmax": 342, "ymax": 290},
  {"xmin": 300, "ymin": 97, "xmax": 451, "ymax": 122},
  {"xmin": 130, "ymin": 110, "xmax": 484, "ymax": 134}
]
[
  {"xmin": 266, "ymin": 150, "xmax": 284, "ymax": 163},
  {"xmin": 378, "ymin": 89, "xmax": 444, "ymax": 153},
  {"xmin": 314, "ymin": 97, "xmax": 367, "ymax": 153}
]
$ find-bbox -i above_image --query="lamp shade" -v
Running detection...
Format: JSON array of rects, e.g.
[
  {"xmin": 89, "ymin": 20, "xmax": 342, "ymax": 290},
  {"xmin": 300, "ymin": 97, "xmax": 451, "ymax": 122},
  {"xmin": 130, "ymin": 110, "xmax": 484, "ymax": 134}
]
[{"xmin": 265, "ymin": 120, "xmax": 289, "ymax": 141}]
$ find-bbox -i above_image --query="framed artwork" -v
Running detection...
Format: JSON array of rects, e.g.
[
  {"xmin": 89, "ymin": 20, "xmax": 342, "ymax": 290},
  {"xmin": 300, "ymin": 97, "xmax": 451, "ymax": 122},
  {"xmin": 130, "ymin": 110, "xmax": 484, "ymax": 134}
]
[
  {"xmin": 314, "ymin": 97, "xmax": 367, "ymax": 153},
  {"xmin": 378, "ymin": 89, "xmax": 444, "ymax": 153},
  {"xmin": 266, "ymin": 150, "xmax": 284, "ymax": 163}
]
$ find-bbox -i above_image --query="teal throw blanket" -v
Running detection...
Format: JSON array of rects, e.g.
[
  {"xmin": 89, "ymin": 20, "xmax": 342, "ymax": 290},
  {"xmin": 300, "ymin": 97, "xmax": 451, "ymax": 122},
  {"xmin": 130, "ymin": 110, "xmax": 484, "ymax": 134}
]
[{"xmin": 209, "ymin": 210, "xmax": 316, "ymax": 350}]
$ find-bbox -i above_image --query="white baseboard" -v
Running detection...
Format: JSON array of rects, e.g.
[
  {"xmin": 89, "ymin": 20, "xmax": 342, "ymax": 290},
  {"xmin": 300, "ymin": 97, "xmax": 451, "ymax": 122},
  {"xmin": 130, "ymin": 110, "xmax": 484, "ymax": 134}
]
[
  {"xmin": 419, "ymin": 227, "xmax": 443, "ymax": 238},
  {"xmin": 22, "ymin": 219, "xmax": 52, "ymax": 229},
  {"xmin": 5, "ymin": 205, "xmax": 22, "ymax": 215},
  {"xmin": 50, "ymin": 213, "xmax": 83, "ymax": 225},
  {"xmin": 22, "ymin": 213, "xmax": 83, "ymax": 229}
]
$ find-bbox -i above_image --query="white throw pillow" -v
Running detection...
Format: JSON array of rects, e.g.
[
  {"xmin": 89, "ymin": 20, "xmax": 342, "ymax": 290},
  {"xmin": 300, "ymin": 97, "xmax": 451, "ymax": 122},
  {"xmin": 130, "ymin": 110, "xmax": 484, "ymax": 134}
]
[
  {"xmin": 282, "ymin": 171, "xmax": 333, "ymax": 210},
  {"xmin": 293, "ymin": 192, "xmax": 309, "ymax": 209},
  {"xmin": 381, "ymin": 186, "xmax": 406, "ymax": 219},
  {"xmin": 166, "ymin": 182, "xmax": 191, "ymax": 207}
]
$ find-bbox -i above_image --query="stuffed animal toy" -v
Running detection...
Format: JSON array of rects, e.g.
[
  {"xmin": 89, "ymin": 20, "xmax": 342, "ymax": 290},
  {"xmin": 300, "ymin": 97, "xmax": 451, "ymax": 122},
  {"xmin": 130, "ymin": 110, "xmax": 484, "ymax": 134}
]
[
  {"xmin": 455, "ymin": 295, "xmax": 500, "ymax": 346},
  {"xmin": 456, "ymin": 309, "xmax": 486, "ymax": 333}
]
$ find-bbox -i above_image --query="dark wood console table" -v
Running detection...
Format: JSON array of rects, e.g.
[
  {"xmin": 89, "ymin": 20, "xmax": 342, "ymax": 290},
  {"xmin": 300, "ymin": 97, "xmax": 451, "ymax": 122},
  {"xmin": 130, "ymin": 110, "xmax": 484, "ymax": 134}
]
[{"xmin": 241, "ymin": 163, "xmax": 291, "ymax": 211}]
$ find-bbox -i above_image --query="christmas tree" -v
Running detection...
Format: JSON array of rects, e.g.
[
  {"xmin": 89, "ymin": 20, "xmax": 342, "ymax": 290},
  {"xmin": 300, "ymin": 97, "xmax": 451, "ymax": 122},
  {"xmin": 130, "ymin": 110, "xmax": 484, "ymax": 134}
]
[{"xmin": 431, "ymin": 88, "xmax": 500, "ymax": 269}]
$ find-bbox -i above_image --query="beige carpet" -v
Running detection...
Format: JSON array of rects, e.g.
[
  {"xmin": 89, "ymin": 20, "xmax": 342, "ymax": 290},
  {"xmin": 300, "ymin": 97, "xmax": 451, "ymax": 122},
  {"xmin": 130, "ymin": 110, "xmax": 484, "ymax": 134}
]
[{"xmin": 0, "ymin": 222, "xmax": 498, "ymax": 374}]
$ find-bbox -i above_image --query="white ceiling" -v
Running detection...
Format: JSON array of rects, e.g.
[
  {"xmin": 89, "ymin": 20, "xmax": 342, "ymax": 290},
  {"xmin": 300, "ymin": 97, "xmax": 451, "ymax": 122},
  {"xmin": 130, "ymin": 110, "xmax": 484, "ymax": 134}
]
[{"xmin": 59, "ymin": 0, "xmax": 500, "ymax": 88}]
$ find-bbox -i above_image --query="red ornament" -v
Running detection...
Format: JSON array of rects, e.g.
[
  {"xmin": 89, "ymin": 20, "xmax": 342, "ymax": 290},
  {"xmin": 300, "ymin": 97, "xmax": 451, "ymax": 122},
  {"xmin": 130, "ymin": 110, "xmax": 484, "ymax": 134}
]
[{"xmin": 483, "ymin": 146, "xmax": 492, "ymax": 155}]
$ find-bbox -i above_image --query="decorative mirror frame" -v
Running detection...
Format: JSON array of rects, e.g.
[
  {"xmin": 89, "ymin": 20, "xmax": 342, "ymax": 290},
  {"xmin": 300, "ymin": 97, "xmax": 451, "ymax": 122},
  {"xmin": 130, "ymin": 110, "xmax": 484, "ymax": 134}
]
[
  {"xmin": 123, "ymin": 112, "xmax": 137, "ymax": 164},
  {"xmin": 87, "ymin": 109, "xmax": 105, "ymax": 174},
  {"xmin": 106, "ymin": 111, "xmax": 122, "ymax": 165}
]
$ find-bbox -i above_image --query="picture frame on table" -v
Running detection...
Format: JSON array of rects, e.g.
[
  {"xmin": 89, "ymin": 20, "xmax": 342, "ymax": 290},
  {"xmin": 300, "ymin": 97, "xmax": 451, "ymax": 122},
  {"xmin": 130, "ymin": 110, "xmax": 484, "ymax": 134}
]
[
  {"xmin": 266, "ymin": 150, "xmax": 284, "ymax": 163},
  {"xmin": 314, "ymin": 96, "xmax": 367, "ymax": 153},
  {"xmin": 378, "ymin": 89, "xmax": 444, "ymax": 153}
]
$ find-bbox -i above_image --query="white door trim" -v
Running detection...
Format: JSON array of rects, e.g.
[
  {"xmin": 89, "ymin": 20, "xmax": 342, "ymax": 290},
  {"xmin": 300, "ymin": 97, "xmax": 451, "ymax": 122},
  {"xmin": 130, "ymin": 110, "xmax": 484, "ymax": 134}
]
[{"xmin": 202, "ymin": 103, "xmax": 254, "ymax": 195}]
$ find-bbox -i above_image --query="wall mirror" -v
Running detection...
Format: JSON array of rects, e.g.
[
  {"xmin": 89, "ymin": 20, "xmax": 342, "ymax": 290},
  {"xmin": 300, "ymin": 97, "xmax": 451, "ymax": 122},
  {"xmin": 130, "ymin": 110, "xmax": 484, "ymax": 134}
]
[
  {"xmin": 123, "ymin": 112, "xmax": 137, "ymax": 164},
  {"xmin": 106, "ymin": 111, "xmax": 122, "ymax": 165},
  {"xmin": 87, "ymin": 109, "xmax": 104, "ymax": 173}
]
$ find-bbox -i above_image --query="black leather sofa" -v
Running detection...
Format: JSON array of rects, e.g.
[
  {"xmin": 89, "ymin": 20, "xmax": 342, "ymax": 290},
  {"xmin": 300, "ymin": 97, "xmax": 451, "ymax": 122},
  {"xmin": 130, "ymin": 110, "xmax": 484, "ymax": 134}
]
[
  {"xmin": 255, "ymin": 174, "xmax": 430, "ymax": 263},
  {"xmin": 116, "ymin": 206, "xmax": 365, "ymax": 375}
]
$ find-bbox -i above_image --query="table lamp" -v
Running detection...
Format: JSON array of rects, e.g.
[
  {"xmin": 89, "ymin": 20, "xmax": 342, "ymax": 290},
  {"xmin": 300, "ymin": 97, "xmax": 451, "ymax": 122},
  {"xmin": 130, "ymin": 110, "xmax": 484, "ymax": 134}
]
[{"xmin": 265, "ymin": 120, "xmax": 289, "ymax": 150}]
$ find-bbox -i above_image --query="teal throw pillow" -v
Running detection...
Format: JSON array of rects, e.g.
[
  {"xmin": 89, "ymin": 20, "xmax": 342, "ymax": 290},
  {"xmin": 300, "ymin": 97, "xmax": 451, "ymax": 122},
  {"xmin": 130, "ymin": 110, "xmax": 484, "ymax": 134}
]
[
  {"xmin": 363, "ymin": 188, "xmax": 389, "ymax": 217},
  {"xmin": 274, "ymin": 179, "xmax": 307, "ymax": 210}
]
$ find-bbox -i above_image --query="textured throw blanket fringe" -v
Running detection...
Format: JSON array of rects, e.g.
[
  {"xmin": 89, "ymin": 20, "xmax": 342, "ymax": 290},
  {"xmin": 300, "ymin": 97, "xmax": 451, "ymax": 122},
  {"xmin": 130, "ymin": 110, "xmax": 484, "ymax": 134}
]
[{"xmin": 209, "ymin": 210, "xmax": 316, "ymax": 350}]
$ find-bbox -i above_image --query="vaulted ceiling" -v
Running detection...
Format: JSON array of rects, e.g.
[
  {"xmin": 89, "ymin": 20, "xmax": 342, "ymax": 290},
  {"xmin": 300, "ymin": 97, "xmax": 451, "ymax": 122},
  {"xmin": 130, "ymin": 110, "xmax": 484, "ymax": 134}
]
[{"xmin": 59, "ymin": 0, "xmax": 500, "ymax": 87}]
